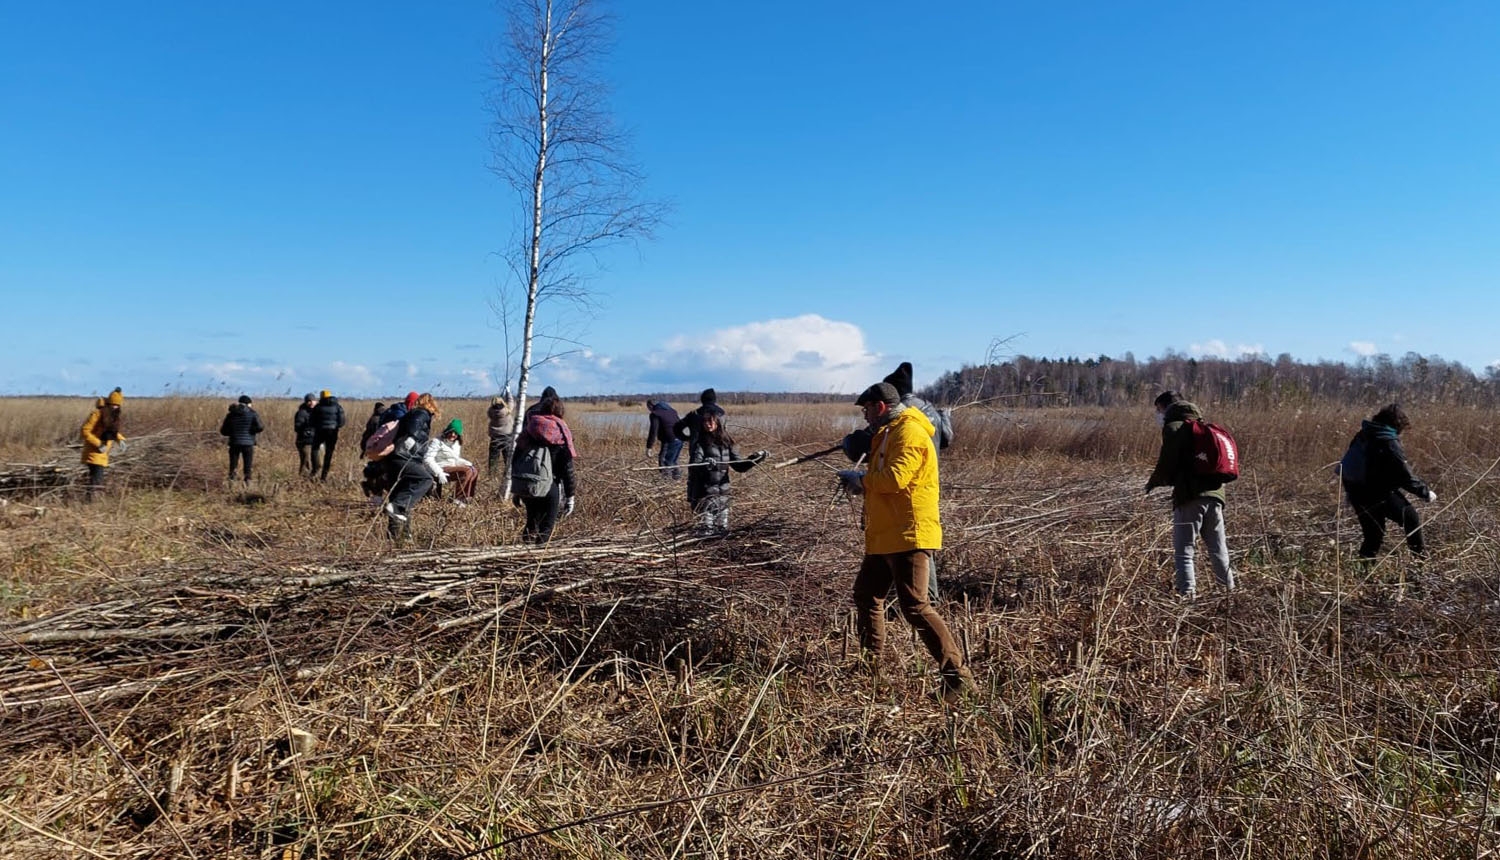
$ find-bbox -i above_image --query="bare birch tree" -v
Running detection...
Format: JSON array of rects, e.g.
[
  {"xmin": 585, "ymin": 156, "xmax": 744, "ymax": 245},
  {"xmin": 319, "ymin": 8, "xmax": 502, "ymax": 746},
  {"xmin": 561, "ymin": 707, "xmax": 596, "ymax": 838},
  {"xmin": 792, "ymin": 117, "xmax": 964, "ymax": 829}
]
[{"xmin": 489, "ymin": 0, "xmax": 662, "ymax": 485}]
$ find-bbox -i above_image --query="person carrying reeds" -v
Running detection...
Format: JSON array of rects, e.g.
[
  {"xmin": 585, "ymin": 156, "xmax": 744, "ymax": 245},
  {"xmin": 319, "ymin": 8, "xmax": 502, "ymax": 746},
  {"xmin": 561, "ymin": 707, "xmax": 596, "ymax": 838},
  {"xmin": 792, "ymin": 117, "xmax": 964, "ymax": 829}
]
[
  {"xmin": 1145, "ymin": 390, "xmax": 1235, "ymax": 597},
  {"xmin": 1338, "ymin": 403, "xmax": 1436, "ymax": 560},
  {"xmin": 382, "ymin": 393, "xmax": 448, "ymax": 539},
  {"xmin": 79, "ymin": 387, "xmax": 125, "ymax": 502},
  {"xmin": 219, "ymin": 395, "xmax": 264, "ymax": 485},
  {"xmin": 486, "ymin": 395, "xmax": 515, "ymax": 477},
  {"xmin": 685, "ymin": 410, "xmax": 766, "ymax": 534},
  {"xmin": 837, "ymin": 381, "xmax": 974, "ymax": 704}
]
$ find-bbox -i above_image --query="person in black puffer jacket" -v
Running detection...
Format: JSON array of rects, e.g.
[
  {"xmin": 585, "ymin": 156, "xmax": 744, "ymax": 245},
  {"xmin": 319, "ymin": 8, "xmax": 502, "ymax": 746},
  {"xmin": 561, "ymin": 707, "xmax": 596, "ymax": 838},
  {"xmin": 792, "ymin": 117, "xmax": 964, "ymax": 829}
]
[
  {"xmin": 686, "ymin": 410, "xmax": 766, "ymax": 534},
  {"xmin": 309, "ymin": 389, "xmax": 346, "ymax": 481},
  {"xmin": 1339, "ymin": 403, "xmax": 1436, "ymax": 559},
  {"xmin": 219, "ymin": 395, "xmax": 265, "ymax": 485},
  {"xmin": 383, "ymin": 392, "xmax": 448, "ymax": 539},
  {"xmin": 673, "ymin": 388, "xmax": 725, "ymax": 444},
  {"xmin": 294, "ymin": 393, "xmax": 317, "ymax": 476}
]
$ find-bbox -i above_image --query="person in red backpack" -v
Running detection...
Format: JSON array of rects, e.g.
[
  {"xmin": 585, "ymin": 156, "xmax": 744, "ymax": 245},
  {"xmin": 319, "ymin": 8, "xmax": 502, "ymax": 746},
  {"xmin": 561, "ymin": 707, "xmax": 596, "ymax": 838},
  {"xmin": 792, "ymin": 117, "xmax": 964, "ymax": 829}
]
[{"xmin": 1146, "ymin": 390, "xmax": 1235, "ymax": 597}]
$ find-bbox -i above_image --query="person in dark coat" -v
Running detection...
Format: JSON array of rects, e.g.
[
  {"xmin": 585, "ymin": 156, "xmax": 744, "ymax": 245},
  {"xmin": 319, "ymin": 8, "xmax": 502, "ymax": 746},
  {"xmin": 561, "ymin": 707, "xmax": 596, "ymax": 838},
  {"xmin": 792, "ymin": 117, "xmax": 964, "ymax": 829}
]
[
  {"xmin": 219, "ymin": 395, "xmax": 265, "ymax": 485},
  {"xmin": 842, "ymin": 362, "xmax": 953, "ymax": 463},
  {"xmin": 294, "ymin": 393, "xmax": 317, "ymax": 476},
  {"xmin": 1146, "ymin": 390, "xmax": 1234, "ymax": 597},
  {"xmin": 686, "ymin": 410, "xmax": 766, "ymax": 533},
  {"xmin": 672, "ymin": 388, "xmax": 726, "ymax": 445},
  {"xmin": 511, "ymin": 396, "xmax": 577, "ymax": 543},
  {"xmin": 524, "ymin": 385, "xmax": 559, "ymax": 420},
  {"xmin": 309, "ymin": 389, "xmax": 346, "ymax": 481},
  {"xmin": 646, "ymin": 399, "xmax": 683, "ymax": 479},
  {"xmin": 487, "ymin": 395, "xmax": 515, "ymax": 476},
  {"xmin": 359, "ymin": 402, "xmax": 387, "ymax": 452},
  {"xmin": 383, "ymin": 393, "xmax": 447, "ymax": 539},
  {"xmin": 1339, "ymin": 403, "xmax": 1437, "ymax": 559}
]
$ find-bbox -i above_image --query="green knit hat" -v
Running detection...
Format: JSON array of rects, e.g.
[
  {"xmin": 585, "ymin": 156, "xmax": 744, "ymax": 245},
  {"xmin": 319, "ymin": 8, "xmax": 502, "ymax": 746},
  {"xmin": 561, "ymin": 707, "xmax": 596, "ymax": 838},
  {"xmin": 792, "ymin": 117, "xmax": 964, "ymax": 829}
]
[{"xmin": 444, "ymin": 419, "xmax": 463, "ymax": 437}]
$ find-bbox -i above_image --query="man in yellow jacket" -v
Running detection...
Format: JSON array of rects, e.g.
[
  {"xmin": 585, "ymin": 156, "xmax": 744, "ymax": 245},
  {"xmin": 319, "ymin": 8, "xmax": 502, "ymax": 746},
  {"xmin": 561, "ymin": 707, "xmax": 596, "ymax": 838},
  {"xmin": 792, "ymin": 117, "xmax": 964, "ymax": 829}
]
[
  {"xmin": 838, "ymin": 381, "xmax": 973, "ymax": 702},
  {"xmin": 80, "ymin": 388, "xmax": 126, "ymax": 501}
]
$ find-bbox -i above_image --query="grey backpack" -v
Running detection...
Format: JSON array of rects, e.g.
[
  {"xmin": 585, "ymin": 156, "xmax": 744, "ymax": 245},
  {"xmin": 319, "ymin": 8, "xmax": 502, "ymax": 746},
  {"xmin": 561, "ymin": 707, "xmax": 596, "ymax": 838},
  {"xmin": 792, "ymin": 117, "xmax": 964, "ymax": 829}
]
[{"xmin": 510, "ymin": 443, "xmax": 554, "ymax": 498}]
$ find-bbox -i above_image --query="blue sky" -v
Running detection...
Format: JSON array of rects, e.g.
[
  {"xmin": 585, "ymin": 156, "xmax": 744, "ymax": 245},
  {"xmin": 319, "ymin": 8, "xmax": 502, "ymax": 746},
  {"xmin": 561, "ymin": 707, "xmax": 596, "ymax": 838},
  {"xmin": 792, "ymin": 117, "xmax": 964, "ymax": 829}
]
[{"xmin": 2, "ymin": 1, "xmax": 1496, "ymax": 398}]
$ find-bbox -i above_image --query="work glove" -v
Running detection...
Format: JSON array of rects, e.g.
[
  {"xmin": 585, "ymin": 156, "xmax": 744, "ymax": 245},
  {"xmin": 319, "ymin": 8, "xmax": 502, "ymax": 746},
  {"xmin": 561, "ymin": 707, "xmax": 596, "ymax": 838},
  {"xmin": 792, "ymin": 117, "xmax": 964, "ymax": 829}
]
[
  {"xmin": 511, "ymin": 494, "xmax": 524, "ymax": 509},
  {"xmin": 837, "ymin": 469, "xmax": 865, "ymax": 495},
  {"xmin": 563, "ymin": 496, "xmax": 576, "ymax": 517},
  {"xmin": 115, "ymin": 440, "xmax": 127, "ymax": 454},
  {"xmin": 1424, "ymin": 490, "xmax": 1438, "ymax": 503},
  {"xmin": 436, "ymin": 473, "xmax": 449, "ymax": 486},
  {"xmin": 748, "ymin": 450, "xmax": 768, "ymax": 465}
]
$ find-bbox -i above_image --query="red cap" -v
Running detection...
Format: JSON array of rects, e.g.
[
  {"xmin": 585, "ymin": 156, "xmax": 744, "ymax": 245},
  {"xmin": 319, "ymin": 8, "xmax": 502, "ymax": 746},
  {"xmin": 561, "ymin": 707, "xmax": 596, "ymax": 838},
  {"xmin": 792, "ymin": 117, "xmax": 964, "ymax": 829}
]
[{"xmin": 405, "ymin": 391, "xmax": 419, "ymax": 409}]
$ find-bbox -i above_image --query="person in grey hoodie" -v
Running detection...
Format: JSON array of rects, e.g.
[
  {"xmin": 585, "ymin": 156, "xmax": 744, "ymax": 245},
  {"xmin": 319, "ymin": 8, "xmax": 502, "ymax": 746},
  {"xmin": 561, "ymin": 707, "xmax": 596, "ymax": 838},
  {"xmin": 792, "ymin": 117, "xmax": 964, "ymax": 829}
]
[{"xmin": 219, "ymin": 395, "xmax": 265, "ymax": 484}]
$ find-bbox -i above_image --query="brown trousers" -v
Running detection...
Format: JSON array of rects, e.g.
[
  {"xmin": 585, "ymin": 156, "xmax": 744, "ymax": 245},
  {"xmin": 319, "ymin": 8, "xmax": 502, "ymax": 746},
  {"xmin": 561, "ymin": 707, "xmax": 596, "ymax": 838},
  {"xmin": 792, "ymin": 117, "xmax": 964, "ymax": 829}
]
[
  {"xmin": 853, "ymin": 550, "xmax": 966, "ymax": 678},
  {"xmin": 442, "ymin": 465, "xmax": 480, "ymax": 501}
]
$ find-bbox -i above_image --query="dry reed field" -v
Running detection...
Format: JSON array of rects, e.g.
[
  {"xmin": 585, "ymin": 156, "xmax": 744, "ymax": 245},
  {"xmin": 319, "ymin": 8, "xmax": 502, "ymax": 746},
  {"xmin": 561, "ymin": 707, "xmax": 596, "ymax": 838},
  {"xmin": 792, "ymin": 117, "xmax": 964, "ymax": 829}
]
[{"xmin": 1, "ymin": 395, "xmax": 1498, "ymax": 858}]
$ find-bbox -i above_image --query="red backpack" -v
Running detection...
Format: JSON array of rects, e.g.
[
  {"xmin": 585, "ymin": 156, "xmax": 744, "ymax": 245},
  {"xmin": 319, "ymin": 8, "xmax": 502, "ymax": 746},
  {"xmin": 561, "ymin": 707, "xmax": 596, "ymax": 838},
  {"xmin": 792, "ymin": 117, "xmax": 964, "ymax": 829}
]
[{"xmin": 1185, "ymin": 418, "xmax": 1239, "ymax": 482}]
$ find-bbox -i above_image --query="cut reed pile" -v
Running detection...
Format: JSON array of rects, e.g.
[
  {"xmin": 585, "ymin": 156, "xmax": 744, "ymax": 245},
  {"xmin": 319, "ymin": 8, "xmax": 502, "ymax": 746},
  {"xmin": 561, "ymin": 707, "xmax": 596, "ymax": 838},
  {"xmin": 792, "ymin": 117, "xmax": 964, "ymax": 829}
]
[{"xmin": 0, "ymin": 399, "xmax": 1497, "ymax": 857}]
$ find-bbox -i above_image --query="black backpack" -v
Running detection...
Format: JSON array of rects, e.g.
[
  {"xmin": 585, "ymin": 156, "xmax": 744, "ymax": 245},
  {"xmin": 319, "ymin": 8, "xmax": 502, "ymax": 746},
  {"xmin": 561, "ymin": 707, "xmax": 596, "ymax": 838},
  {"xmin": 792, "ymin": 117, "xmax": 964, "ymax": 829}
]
[{"xmin": 1339, "ymin": 434, "xmax": 1368, "ymax": 486}]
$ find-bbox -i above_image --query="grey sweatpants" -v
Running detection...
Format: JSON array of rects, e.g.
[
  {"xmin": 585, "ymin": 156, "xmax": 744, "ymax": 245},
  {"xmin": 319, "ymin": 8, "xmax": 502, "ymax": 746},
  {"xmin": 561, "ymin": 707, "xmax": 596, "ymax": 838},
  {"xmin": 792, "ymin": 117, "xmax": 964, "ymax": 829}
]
[{"xmin": 1172, "ymin": 497, "xmax": 1234, "ymax": 595}]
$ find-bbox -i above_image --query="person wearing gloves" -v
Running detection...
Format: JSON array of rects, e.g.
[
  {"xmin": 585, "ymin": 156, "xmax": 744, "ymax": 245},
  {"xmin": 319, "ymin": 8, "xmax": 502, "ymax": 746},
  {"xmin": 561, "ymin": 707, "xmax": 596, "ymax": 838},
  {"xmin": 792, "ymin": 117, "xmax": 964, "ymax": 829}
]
[
  {"xmin": 685, "ymin": 409, "xmax": 766, "ymax": 534},
  {"xmin": 840, "ymin": 362, "xmax": 953, "ymax": 463},
  {"xmin": 486, "ymin": 395, "xmax": 515, "ymax": 477},
  {"xmin": 79, "ymin": 387, "xmax": 126, "ymax": 502},
  {"xmin": 837, "ymin": 381, "xmax": 973, "ymax": 704},
  {"xmin": 1339, "ymin": 403, "xmax": 1437, "ymax": 559},
  {"xmin": 219, "ymin": 395, "xmax": 265, "ymax": 485},
  {"xmin": 1145, "ymin": 390, "xmax": 1235, "ymax": 597},
  {"xmin": 645, "ymin": 399, "xmax": 683, "ymax": 479},
  {"xmin": 672, "ymin": 388, "xmax": 726, "ymax": 445},
  {"xmin": 383, "ymin": 393, "xmax": 448, "ymax": 539},
  {"xmin": 431, "ymin": 419, "xmax": 479, "ymax": 504},
  {"xmin": 309, "ymin": 389, "xmax": 346, "ymax": 481},
  {"xmin": 294, "ymin": 393, "xmax": 317, "ymax": 476},
  {"xmin": 511, "ymin": 395, "xmax": 577, "ymax": 543}
]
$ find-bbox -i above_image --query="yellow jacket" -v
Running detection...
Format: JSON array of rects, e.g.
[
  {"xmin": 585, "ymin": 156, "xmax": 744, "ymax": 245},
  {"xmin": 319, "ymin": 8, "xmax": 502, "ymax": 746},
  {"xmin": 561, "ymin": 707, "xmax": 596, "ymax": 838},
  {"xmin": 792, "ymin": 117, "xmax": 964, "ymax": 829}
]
[
  {"xmin": 80, "ymin": 399, "xmax": 124, "ymax": 466},
  {"xmin": 862, "ymin": 406, "xmax": 941, "ymax": 554}
]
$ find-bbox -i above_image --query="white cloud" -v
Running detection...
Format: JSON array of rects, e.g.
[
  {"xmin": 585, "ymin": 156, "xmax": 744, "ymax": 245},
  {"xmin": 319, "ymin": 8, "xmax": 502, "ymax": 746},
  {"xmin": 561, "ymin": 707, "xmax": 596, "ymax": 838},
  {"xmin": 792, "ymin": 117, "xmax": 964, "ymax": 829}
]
[
  {"xmin": 325, "ymin": 361, "xmax": 379, "ymax": 390},
  {"xmin": 200, "ymin": 361, "xmax": 294, "ymax": 385},
  {"xmin": 653, "ymin": 314, "xmax": 882, "ymax": 392},
  {"xmin": 1347, "ymin": 341, "xmax": 1379, "ymax": 358},
  {"xmin": 1187, "ymin": 340, "xmax": 1265, "ymax": 359}
]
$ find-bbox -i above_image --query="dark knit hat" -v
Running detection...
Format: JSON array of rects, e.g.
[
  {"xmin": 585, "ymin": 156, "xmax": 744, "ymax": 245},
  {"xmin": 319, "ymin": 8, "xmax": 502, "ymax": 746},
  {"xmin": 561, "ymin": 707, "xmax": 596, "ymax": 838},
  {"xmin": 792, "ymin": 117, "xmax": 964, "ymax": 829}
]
[
  {"xmin": 856, "ymin": 382, "xmax": 901, "ymax": 408},
  {"xmin": 303, "ymin": 392, "xmax": 316, "ymax": 403},
  {"xmin": 237, "ymin": 394, "xmax": 252, "ymax": 405},
  {"xmin": 700, "ymin": 388, "xmax": 717, "ymax": 405},
  {"xmin": 882, "ymin": 362, "xmax": 915, "ymax": 398},
  {"xmin": 1153, "ymin": 390, "xmax": 1180, "ymax": 409}
]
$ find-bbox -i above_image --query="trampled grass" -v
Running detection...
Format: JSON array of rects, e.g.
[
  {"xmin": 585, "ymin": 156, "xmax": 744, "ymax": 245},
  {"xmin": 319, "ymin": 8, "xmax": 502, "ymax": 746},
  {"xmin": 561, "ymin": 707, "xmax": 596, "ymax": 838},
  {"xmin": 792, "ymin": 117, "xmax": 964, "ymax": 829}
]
[{"xmin": 0, "ymin": 396, "xmax": 1497, "ymax": 857}]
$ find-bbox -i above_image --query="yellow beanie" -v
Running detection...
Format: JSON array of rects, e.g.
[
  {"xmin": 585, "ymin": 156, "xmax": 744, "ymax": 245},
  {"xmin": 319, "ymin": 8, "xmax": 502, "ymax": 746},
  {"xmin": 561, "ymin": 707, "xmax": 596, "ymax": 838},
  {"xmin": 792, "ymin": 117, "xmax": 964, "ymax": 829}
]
[
  {"xmin": 320, "ymin": 389, "xmax": 331, "ymax": 399},
  {"xmin": 105, "ymin": 387, "xmax": 124, "ymax": 406}
]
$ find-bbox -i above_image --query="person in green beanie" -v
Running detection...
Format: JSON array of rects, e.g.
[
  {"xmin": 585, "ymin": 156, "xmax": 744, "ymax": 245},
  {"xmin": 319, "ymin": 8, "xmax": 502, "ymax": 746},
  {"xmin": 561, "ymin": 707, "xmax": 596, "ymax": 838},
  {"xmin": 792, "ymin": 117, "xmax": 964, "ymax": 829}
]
[{"xmin": 431, "ymin": 418, "xmax": 479, "ymax": 504}]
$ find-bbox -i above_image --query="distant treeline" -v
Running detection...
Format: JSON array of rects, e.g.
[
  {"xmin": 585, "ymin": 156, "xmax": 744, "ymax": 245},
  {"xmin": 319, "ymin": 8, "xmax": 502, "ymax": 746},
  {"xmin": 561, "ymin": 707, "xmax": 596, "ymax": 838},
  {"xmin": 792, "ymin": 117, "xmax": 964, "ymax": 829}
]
[{"xmin": 921, "ymin": 352, "xmax": 1500, "ymax": 408}]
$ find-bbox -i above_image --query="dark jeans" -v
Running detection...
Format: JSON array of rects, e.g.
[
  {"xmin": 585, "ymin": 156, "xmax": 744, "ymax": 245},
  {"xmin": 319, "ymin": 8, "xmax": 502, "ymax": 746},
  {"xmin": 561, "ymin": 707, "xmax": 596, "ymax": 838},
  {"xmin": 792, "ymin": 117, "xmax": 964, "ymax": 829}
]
[
  {"xmin": 1350, "ymin": 491, "xmax": 1424, "ymax": 558},
  {"xmin": 488, "ymin": 435, "xmax": 515, "ymax": 476},
  {"xmin": 297, "ymin": 443, "xmax": 313, "ymax": 475},
  {"xmin": 228, "ymin": 444, "xmax": 254, "ymax": 482},
  {"xmin": 84, "ymin": 464, "xmax": 106, "ymax": 501},
  {"xmin": 853, "ymin": 550, "xmax": 967, "ymax": 682},
  {"xmin": 655, "ymin": 438, "xmax": 683, "ymax": 479},
  {"xmin": 522, "ymin": 481, "xmax": 562, "ymax": 543},
  {"xmin": 310, "ymin": 429, "xmax": 339, "ymax": 480},
  {"xmin": 387, "ymin": 458, "xmax": 435, "ymax": 539}
]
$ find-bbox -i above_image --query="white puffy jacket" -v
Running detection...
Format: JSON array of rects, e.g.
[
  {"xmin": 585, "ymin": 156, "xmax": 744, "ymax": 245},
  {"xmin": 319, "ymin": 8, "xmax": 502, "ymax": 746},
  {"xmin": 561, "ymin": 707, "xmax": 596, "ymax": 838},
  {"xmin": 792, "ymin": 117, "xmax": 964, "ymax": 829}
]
[{"xmin": 431, "ymin": 438, "xmax": 472, "ymax": 470}]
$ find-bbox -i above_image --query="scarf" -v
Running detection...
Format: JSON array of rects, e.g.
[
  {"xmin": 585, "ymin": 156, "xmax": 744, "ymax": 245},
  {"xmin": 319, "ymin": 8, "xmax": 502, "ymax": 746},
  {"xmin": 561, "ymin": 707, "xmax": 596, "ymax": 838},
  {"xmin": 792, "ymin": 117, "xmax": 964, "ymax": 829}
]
[{"xmin": 525, "ymin": 413, "xmax": 576, "ymax": 457}]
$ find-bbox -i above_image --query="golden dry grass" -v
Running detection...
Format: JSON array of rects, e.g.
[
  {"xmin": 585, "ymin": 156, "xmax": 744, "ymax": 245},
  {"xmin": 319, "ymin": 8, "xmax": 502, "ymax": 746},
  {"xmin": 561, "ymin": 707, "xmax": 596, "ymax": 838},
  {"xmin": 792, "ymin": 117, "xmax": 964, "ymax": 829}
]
[{"xmin": 1, "ymin": 397, "xmax": 1497, "ymax": 858}]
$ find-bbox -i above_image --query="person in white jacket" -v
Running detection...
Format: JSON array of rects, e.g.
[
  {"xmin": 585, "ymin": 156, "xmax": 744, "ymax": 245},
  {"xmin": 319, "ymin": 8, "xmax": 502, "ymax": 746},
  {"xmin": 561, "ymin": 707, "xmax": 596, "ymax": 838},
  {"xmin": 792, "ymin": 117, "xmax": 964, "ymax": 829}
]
[{"xmin": 431, "ymin": 419, "xmax": 479, "ymax": 504}]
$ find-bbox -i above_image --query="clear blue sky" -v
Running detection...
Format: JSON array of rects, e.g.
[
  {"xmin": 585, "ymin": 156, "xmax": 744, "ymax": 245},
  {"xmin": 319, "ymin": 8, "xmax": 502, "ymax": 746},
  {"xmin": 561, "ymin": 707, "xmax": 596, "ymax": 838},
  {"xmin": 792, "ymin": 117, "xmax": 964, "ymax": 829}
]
[{"xmin": 2, "ymin": 1, "xmax": 1496, "ymax": 398}]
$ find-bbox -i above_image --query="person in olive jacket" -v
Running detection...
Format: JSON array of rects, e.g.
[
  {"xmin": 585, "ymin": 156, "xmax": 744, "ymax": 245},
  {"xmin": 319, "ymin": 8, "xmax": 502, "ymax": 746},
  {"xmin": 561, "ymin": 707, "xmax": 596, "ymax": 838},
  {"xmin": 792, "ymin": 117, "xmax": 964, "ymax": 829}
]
[
  {"xmin": 1145, "ymin": 390, "xmax": 1235, "ymax": 597},
  {"xmin": 294, "ymin": 393, "xmax": 317, "ymax": 476},
  {"xmin": 219, "ymin": 395, "xmax": 265, "ymax": 485},
  {"xmin": 308, "ymin": 389, "xmax": 346, "ymax": 481},
  {"xmin": 1339, "ymin": 403, "xmax": 1437, "ymax": 559}
]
